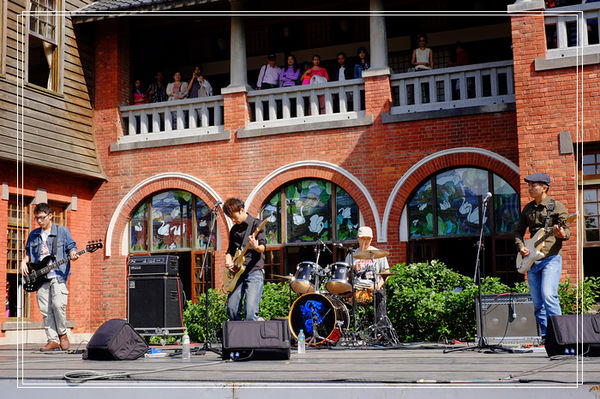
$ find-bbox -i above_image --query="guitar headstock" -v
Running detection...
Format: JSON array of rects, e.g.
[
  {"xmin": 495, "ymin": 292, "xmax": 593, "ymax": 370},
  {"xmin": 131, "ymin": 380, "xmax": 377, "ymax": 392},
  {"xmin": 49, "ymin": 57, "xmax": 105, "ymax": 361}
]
[
  {"xmin": 564, "ymin": 212, "xmax": 578, "ymax": 225},
  {"xmin": 86, "ymin": 240, "xmax": 103, "ymax": 253}
]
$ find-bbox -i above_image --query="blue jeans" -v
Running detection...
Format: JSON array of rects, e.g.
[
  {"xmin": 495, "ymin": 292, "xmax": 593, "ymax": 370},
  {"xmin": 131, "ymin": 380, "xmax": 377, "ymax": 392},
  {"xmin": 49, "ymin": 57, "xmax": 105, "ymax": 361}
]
[
  {"xmin": 227, "ymin": 269, "xmax": 264, "ymax": 321},
  {"xmin": 527, "ymin": 254, "xmax": 562, "ymax": 336}
]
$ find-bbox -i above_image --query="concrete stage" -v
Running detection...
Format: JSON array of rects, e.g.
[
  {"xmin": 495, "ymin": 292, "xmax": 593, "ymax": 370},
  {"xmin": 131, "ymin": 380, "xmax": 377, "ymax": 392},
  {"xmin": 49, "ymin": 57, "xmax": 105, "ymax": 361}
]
[{"xmin": 1, "ymin": 343, "xmax": 599, "ymax": 398}]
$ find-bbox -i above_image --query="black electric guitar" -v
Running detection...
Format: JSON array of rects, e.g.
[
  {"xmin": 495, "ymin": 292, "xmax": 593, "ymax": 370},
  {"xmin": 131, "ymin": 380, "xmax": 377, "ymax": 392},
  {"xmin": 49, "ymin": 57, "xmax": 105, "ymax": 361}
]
[{"xmin": 22, "ymin": 240, "xmax": 103, "ymax": 292}]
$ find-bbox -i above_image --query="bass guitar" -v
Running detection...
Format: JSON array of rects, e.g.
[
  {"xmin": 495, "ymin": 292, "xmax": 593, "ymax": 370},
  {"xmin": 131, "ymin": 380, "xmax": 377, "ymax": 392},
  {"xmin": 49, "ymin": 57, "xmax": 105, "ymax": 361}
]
[
  {"xmin": 223, "ymin": 218, "xmax": 269, "ymax": 293},
  {"xmin": 22, "ymin": 240, "xmax": 103, "ymax": 292},
  {"xmin": 516, "ymin": 213, "xmax": 577, "ymax": 274}
]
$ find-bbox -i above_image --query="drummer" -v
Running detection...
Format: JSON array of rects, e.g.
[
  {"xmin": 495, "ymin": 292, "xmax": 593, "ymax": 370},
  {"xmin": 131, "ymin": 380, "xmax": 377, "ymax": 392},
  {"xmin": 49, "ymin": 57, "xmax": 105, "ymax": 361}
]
[{"xmin": 344, "ymin": 226, "xmax": 390, "ymax": 325}]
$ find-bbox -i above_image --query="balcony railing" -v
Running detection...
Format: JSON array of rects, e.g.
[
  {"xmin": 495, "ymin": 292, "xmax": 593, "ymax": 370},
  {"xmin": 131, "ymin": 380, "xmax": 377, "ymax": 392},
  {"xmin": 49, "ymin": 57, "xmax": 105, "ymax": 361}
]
[
  {"xmin": 119, "ymin": 96, "xmax": 225, "ymax": 144},
  {"xmin": 246, "ymin": 79, "xmax": 366, "ymax": 129},
  {"xmin": 545, "ymin": 2, "xmax": 600, "ymax": 58},
  {"xmin": 389, "ymin": 61, "xmax": 515, "ymax": 115}
]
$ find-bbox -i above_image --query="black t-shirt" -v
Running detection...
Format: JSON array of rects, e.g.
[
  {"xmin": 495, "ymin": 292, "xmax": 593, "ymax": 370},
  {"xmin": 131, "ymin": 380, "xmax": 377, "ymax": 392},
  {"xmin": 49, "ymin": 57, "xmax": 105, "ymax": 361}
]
[{"xmin": 226, "ymin": 215, "xmax": 267, "ymax": 276}]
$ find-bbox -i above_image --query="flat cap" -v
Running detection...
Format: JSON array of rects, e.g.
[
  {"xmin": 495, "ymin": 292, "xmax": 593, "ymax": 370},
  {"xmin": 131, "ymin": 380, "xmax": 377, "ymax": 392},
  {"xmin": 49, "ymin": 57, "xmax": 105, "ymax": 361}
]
[{"xmin": 524, "ymin": 172, "xmax": 550, "ymax": 186}]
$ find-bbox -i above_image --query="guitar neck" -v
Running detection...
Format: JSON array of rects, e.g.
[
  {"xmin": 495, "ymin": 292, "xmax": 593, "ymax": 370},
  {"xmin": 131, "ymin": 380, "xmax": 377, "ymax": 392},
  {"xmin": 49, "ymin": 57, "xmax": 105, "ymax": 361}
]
[{"xmin": 37, "ymin": 248, "xmax": 88, "ymax": 276}]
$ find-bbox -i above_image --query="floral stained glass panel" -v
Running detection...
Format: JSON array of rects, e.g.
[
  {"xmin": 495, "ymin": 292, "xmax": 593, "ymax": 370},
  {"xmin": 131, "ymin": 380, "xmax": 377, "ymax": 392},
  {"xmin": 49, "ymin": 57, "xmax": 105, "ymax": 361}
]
[
  {"xmin": 408, "ymin": 179, "xmax": 433, "ymax": 237},
  {"xmin": 196, "ymin": 198, "xmax": 216, "ymax": 249},
  {"xmin": 130, "ymin": 203, "xmax": 148, "ymax": 251},
  {"xmin": 336, "ymin": 186, "xmax": 359, "ymax": 241},
  {"xmin": 262, "ymin": 192, "xmax": 281, "ymax": 245},
  {"xmin": 152, "ymin": 191, "xmax": 192, "ymax": 250},
  {"xmin": 286, "ymin": 180, "xmax": 332, "ymax": 243},
  {"xmin": 436, "ymin": 168, "xmax": 489, "ymax": 236}
]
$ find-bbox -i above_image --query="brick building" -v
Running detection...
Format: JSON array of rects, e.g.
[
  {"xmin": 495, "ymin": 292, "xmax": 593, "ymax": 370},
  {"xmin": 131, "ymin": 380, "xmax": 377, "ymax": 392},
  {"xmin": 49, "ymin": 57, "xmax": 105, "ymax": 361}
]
[{"xmin": 0, "ymin": 0, "xmax": 596, "ymax": 339}]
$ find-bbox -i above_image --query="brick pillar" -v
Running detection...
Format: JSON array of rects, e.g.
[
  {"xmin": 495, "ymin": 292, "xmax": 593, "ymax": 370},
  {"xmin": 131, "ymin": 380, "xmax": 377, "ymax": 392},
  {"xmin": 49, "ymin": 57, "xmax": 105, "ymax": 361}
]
[
  {"xmin": 511, "ymin": 13, "xmax": 579, "ymax": 279},
  {"xmin": 363, "ymin": 73, "xmax": 392, "ymax": 119}
]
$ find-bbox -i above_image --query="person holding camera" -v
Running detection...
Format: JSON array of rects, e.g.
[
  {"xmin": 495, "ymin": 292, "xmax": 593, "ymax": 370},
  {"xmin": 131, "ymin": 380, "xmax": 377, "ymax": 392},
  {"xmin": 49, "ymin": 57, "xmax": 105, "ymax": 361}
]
[{"xmin": 187, "ymin": 66, "xmax": 213, "ymax": 98}]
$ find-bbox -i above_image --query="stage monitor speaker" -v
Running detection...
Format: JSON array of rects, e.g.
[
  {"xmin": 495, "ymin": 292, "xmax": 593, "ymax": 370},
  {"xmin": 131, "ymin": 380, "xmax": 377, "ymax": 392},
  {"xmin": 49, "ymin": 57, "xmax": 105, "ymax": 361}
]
[
  {"xmin": 129, "ymin": 255, "xmax": 179, "ymax": 276},
  {"xmin": 83, "ymin": 319, "xmax": 148, "ymax": 360},
  {"xmin": 545, "ymin": 314, "xmax": 600, "ymax": 357},
  {"xmin": 127, "ymin": 276, "xmax": 184, "ymax": 330},
  {"xmin": 476, "ymin": 293, "xmax": 540, "ymax": 344},
  {"xmin": 222, "ymin": 319, "xmax": 291, "ymax": 360}
]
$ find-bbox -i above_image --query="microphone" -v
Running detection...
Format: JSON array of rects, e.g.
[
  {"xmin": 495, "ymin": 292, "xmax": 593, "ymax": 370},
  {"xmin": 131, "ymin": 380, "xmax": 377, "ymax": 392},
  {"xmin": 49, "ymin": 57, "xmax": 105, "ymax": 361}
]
[
  {"xmin": 318, "ymin": 239, "xmax": 332, "ymax": 253},
  {"xmin": 482, "ymin": 192, "xmax": 492, "ymax": 203},
  {"xmin": 332, "ymin": 242, "xmax": 344, "ymax": 248}
]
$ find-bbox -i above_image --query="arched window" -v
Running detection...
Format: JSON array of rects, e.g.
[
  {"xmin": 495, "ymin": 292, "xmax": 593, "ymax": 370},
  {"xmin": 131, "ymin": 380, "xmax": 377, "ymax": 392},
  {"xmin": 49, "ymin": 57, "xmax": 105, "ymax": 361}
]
[
  {"xmin": 261, "ymin": 179, "xmax": 360, "ymax": 279},
  {"xmin": 407, "ymin": 167, "xmax": 520, "ymax": 283},
  {"xmin": 129, "ymin": 190, "xmax": 217, "ymax": 300}
]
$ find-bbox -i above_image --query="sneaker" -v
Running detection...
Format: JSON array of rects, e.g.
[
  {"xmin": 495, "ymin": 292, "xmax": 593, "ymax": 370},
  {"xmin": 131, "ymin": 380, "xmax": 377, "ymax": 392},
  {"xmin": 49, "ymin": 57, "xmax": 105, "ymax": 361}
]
[
  {"xmin": 40, "ymin": 341, "xmax": 61, "ymax": 352},
  {"xmin": 59, "ymin": 334, "xmax": 70, "ymax": 350}
]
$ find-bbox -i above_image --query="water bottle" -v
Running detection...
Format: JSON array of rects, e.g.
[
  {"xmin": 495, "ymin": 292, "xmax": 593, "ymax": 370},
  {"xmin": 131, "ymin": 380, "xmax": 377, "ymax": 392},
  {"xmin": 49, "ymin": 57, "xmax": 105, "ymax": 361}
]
[
  {"xmin": 297, "ymin": 329, "xmax": 306, "ymax": 354},
  {"xmin": 181, "ymin": 332, "xmax": 191, "ymax": 360}
]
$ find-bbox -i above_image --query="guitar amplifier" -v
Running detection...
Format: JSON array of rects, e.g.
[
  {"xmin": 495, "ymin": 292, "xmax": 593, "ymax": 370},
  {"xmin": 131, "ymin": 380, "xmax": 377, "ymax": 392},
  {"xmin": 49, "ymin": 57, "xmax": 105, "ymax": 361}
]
[
  {"xmin": 128, "ymin": 255, "xmax": 179, "ymax": 276},
  {"xmin": 476, "ymin": 293, "xmax": 540, "ymax": 344}
]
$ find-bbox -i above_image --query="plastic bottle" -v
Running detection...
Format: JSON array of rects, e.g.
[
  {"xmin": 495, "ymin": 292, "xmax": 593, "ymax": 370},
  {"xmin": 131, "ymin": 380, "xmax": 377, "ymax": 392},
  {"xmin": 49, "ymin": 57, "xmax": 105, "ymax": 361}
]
[
  {"xmin": 182, "ymin": 332, "xmax": 191, "ymax": 360},
  {"xmin": 297, "ymin": 329, "xmax": 306, "ymax": 354}
]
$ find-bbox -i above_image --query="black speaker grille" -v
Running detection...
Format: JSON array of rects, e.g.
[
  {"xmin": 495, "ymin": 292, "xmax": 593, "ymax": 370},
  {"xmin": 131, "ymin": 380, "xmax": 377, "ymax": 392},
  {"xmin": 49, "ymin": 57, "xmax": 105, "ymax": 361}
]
[{"xmin": 127, "ymin": 276, "xmax": 184, "ymax": 329}]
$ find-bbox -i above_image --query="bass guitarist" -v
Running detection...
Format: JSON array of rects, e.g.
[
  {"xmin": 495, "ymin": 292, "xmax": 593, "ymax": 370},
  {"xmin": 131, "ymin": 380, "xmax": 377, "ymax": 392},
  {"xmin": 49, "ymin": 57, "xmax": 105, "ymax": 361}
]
[
  {"xmin": 223, "ymin": 198, "xmax": 266, "ymax": 321},
  {"xmin": 20, "ymin": 203, "xmax": 79, "ymax": 351},
  {"xmin": 515, "ymin": 172, "xmax": 569, "ymax": 342}
]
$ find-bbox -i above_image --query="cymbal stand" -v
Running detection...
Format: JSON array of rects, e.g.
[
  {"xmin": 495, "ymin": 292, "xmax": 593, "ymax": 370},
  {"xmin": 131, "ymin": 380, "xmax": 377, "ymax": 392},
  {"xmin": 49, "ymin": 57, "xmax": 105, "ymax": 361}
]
[{"xmin": 306, "ymin": 302, "xmax": 335, "ymax": 346}]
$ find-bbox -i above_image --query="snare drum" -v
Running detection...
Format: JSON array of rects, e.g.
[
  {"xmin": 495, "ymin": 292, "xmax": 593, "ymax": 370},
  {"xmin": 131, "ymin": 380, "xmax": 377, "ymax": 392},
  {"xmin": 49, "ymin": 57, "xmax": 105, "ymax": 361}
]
[
  {"xmin": 342, "ymin": 284, "xmax": 374, "ymax": 306},
  {"xmin": 290, "ymin": 261, "xmax": 318, "ymax": 294},
  {"xmin": 288, "ymin": 293, "xmax": 349, "ymax": 344},
  {"xmin": 326, "ymin": 262, "xmax": 352, "ymax": 295}
]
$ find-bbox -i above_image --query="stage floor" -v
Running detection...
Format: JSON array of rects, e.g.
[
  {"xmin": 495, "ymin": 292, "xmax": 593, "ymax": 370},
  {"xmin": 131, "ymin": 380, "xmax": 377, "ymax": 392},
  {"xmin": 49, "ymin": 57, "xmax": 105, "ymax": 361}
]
[{"xmin": 1, "ymin": 343, "xmax": 599, "ymax": 398}]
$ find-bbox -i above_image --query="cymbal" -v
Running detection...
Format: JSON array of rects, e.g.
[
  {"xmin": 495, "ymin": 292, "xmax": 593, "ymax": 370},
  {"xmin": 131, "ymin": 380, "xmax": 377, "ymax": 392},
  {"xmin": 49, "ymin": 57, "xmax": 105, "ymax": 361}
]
[
  {"xmin": 353, "ymin": 249, "xmax": 390, "ymax": 260},
  {"xmin": 271, "ymin": 274, "xmax": 294, "ymax": 280}
]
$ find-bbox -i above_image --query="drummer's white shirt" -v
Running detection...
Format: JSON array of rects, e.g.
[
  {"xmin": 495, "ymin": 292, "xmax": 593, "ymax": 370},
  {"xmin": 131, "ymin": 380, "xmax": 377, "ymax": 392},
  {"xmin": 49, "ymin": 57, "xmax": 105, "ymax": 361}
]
[{"xmin": 344, "ymin": 246, "xmax": 389, "ymax": 288}]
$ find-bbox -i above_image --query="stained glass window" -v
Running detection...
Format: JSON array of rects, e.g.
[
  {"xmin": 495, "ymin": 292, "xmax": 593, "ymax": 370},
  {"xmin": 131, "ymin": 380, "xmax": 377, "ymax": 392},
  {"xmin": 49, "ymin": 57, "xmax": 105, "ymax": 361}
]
[
  {"xmin": 261, "ymin": 179, "xmax": 359, "ymax": 244},
  {"xmin": 408, "ymin": 168, "xmax": 519, "ymax": 238},
  {"xmin": 196, "ymin": 198, "xmax": 216, "ymax": 249},
  {"xmin": 130, "ymin": 203, "xmax": 148, "ymax": 252}
]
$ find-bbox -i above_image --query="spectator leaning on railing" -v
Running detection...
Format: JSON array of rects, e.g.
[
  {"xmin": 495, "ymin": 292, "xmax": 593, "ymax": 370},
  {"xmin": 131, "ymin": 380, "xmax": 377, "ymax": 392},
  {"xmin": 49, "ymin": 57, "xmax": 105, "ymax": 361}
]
[
  {"xmin": 279, "ymin": 54, "xmax": 301, "ymax": 87},
  {"xmin": 256, "ymin": 54, "xmax": 281, "ymax": 89}
]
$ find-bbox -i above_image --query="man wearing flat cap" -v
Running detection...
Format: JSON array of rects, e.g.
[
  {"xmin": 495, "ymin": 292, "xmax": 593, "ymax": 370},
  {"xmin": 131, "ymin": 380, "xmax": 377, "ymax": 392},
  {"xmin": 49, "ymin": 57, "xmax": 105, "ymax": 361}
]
[{"xmin": 515, "ymin": 172, "xmax": 570, "ymax": 341}]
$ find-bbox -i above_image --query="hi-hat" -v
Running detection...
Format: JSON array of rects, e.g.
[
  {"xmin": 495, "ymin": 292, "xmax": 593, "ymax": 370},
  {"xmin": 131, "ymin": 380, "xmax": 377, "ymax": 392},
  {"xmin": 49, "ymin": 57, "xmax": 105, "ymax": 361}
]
[
  {"xmin": 353, "ymin": 249, "xmax": 390, "ymax": 260},
  {"xmin": 271, "ymin": 274, "xmax": 294, "ymax": 280}
]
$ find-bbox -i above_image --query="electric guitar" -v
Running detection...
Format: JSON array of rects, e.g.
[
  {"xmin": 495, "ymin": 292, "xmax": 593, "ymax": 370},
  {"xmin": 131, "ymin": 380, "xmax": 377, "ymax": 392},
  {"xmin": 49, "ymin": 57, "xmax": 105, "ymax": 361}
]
[
  {"xmin": 223, "ymin": 218, "xmax": 269, "ymax": 293},
  {"xmin": 516, "ymin": 213, "xmax": 577, "ymax": 274},
  {"xmin": 22, "ymin": 240, "xmax": 103, "ymax": 292}
]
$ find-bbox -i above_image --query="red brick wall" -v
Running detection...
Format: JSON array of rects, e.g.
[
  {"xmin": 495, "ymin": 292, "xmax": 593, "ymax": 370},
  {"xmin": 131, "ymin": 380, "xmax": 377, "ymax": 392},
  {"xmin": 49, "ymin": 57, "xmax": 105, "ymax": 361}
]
[
  {"xmin": 0, "ymin": 161, "xmax": 97, "ymax": 334},
  {"xmin": 83, "ymin": 23, "xmax": 520, "ymax": 332},
  {"xmin": 511, "ymin": 13, "xmax": 598, "ymax": 278}
]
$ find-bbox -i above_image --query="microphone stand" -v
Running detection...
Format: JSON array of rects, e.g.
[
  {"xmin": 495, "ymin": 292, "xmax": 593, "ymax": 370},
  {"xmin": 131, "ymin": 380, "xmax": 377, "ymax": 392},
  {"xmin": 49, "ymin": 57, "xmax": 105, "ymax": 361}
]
[
  {"xmin": 198, "ymin": 203, "xmax": 222, "ymax": 356},
  {"xmin": 444, "ymin": 196, "xmax": 510, "ymax": 354}
]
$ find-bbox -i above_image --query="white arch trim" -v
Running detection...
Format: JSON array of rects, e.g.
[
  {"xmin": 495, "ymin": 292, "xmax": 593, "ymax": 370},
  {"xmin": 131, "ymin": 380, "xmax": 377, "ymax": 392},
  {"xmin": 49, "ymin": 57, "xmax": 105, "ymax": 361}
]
[
  {"xmin": 105, "ymin": 172, "xmax": 227, "ymax": 257},
  {"xmin": 245, "ymin": 160, "xmax": 383, "ymax": 242},
  {"xmin": 381, "ymin": 147, "xmax": 519, "ymax": 242}
]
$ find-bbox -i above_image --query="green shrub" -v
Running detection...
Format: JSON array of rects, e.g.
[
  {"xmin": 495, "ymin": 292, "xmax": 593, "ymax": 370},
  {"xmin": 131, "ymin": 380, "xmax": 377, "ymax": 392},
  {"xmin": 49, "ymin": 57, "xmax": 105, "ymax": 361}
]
[
  {"xmin": 183, "ymin": 289, "xmax": 228, "ymax": 343},
  {"xmin": 259, "ymin": 282, "xmax": 299, "ymax": 321}
]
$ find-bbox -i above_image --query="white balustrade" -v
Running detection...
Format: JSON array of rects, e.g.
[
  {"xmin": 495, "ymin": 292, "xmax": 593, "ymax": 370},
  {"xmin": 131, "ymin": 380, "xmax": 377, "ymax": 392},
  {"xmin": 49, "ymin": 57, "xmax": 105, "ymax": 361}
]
[
  {"xmin": 545, "ymin": 2, "xmax": 600, "ymax": 58},
  {"xmin": 246, "ymin": 79, "xmax": 366, "ymax": 129},
  {"xmin": 119, "ymin": 96, "xmax": 225, "ymax": 143},
  {"xmin": 389, "ymin": 61, "xmax": 515, "ymax": 115}
]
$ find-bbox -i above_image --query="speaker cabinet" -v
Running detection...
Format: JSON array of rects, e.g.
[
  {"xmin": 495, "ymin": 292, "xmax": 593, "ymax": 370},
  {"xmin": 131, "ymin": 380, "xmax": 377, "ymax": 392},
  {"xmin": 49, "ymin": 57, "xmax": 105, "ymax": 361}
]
[
  {"xmin": 127, "ymin": 276, "xmax": 184, "ymax": 330},
  {"xmin": 84, "ymin": 319, "xmax": 148, "ymax": 360},
  {"xmin": 476, "ymin": 293, "xmax": 540, "ymax": 344},
  {"xmin": 545, "ymin": 314, "xmax": 600, "ymax": 357},
  {"xmin": 222, "ymin": 319, "xmax": 291, "ymax": 360}
]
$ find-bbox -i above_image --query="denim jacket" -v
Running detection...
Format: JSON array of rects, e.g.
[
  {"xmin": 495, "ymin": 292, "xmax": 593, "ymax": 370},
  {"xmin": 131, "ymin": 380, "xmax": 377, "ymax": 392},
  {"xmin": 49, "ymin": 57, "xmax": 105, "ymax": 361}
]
[{"xmin": 25, "ymin": 223, "xmax": 77, "ymax": 282}]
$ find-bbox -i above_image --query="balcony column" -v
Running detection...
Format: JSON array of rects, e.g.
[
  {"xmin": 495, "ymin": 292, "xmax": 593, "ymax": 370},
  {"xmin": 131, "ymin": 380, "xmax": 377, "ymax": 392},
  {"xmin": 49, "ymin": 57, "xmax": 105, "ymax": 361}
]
[
  {"xmin": 228, "ymin": 0, "xmax": 248, "ymax": 88},
  {"xmin": 369, "ymin": 0, "xmax": 389, "ymax": 72}
]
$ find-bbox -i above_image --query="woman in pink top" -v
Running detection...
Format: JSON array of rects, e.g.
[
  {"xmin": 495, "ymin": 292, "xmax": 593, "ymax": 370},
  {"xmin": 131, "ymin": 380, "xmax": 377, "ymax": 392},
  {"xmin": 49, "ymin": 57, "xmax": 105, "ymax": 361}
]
[{"xmin": 301, "ymin": 54, "xmax": 329, "ymax": 85}]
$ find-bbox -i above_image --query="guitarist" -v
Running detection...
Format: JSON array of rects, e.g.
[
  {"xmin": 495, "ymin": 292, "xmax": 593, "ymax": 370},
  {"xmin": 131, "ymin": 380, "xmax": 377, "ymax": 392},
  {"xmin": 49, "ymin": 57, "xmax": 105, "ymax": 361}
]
[
  {"xmin": 20, "ymin": 203, "xmax": 79, "ymax": 351},
  {"xmin": 223, "ymin": 198, "xmax": 266, "ymax": 321},
  {"xmin": 515, "ymin": 173, "xmax": 569, "ymax": 342}
]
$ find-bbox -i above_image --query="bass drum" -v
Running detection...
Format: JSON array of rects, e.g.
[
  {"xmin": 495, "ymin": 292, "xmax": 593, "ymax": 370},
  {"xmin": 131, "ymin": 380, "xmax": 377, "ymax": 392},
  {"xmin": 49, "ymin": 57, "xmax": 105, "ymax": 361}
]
[{"xmin": 288, "ymin": 293, "xmax": 349, "ymax": 345}]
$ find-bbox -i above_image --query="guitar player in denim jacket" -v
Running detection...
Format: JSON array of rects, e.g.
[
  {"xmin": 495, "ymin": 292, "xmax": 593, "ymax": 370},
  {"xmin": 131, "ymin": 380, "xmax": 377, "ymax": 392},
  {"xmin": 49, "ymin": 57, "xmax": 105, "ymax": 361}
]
[{"xmin": 21, "ymin": 203, "xmax": 78, "ymax": 351}]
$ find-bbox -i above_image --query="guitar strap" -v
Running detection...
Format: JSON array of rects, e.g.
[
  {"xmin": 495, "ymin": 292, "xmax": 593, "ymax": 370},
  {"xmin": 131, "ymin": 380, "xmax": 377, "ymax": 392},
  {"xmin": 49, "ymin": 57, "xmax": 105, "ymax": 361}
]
[
  {"xmin": 241, "ymin": 217, "xmax": 255, "ymax": 249},
  {"xmin": 544, "ymin": 200, "xmax": 556, "ymax": 230},
  {"xmin": 52, "ymin": 224, "xmax": 58, "ymax": 257}
]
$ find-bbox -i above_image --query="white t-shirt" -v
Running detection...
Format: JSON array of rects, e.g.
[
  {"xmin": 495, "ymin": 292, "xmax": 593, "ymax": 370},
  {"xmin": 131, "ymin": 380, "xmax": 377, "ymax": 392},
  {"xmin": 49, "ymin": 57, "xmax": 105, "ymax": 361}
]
[
  {"xmin": 40, "ymin": 230, "xmax": 57, "ymax": 279},
  {"xmin": 344, "ymin": 246, "xmax": 389, "ymax": 288}
]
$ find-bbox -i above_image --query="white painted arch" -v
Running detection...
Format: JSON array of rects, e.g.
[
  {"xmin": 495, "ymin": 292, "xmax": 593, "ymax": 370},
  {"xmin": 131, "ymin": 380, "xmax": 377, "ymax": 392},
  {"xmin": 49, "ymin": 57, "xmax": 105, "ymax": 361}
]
[
  {"xmin": 381, "ymin": 147, "xmax": 520, "ymax": 242},
  {"xmin": 104, "ymin": 172, "xmax": 226, "ymax": 257},
  {"xmin": 245, "ymin": 160, "xmax": 383, "ymax": 242}
]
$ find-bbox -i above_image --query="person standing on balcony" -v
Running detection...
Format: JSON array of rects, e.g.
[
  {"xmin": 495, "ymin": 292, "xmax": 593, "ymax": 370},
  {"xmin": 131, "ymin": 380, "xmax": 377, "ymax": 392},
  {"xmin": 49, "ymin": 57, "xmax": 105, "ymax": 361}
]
[
  {"xmin": 332, "ymin": 52, "xmax": 353, "ymax": 81},
  {"xmin": 300, "ymin": 54, "xmax": 329, "ymax": 85},
  {"xmin": 279, "ymin": 54, "xmax": 301, "ymax": 87},
  {"xmin": 515, "ymin": 172, "xmax": 570, "ymax": 342},
  {"xmin": 411, "ymin": 34, "xmax": 434, "ymax": 71},
  {"xmin": 187, "ymin": 66, "xmax": 213, "ymax": 98},
  {"xmin": 166, "ymin": 72, "xmax": 188, "ymax": 101},
  {"xmin": 353, "ymin": 47, "xmax": 370, "ymax": 78},
  {"xmin": 147, "ymin": 71, "xmax": 168, "ymax": 103},
  {"xmin": 133, "ymin": 79, "xmax": 148, "ymax": 105},
  {"xmin": 256, "ymin": 54, "xmax": 281, "ymax": 89},
  {"xmin": 21, "ymin": 203, "xmax": 79, "ymax": 351}
]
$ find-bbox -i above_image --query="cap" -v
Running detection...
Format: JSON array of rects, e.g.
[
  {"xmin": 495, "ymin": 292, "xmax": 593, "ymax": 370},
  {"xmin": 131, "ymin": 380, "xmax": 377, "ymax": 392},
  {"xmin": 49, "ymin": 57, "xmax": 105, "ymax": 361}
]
[
  {"xmin": 267, "ymin": 54, "xmax": 276, "ymax": 60},
  {"xmin": 357, "ymin": 226, "xmax": 373, "ymax": 238},
  {"xmin": 524, "ymin": 172, "xmax": 550, "ymax": 186}
]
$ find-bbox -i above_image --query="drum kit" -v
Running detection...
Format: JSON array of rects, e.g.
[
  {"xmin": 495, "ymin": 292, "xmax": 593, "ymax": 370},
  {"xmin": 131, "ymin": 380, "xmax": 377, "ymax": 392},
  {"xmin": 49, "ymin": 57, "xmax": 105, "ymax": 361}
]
[{"xmin": 273, "ymin": 244, "xmax": 399, "ymax": 347}]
